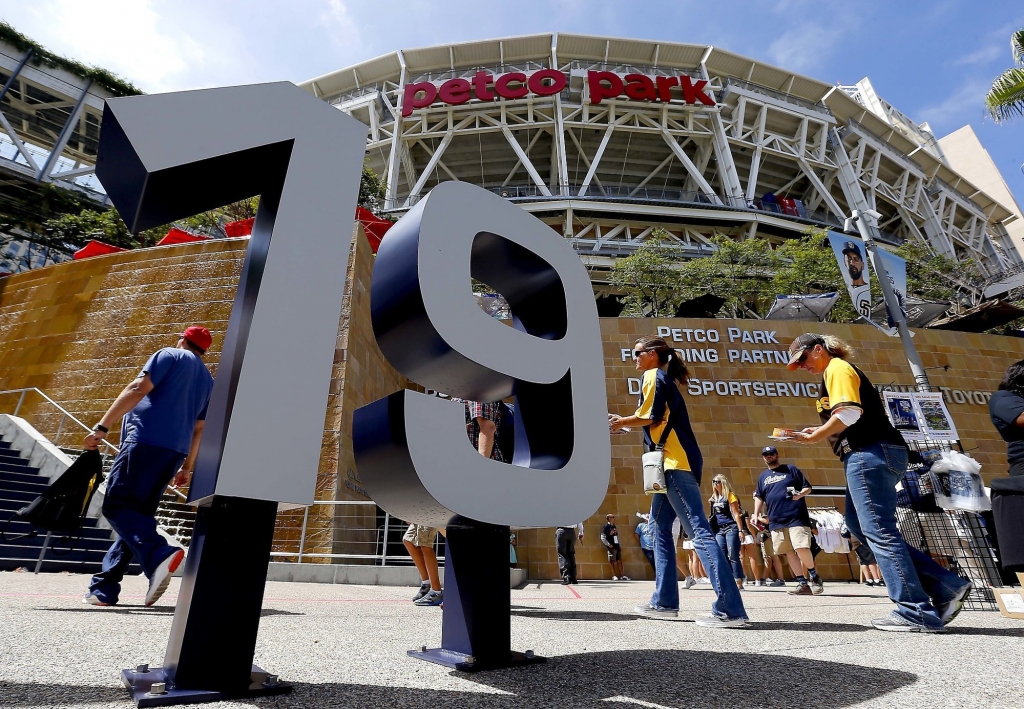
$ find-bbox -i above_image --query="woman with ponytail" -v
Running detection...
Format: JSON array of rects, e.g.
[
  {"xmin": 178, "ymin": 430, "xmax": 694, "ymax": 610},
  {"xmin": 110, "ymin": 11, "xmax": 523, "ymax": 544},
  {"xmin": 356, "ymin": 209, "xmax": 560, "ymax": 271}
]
[{"xmin": 610, "ymin": 336, "xmax": 748, "ymax": 627}]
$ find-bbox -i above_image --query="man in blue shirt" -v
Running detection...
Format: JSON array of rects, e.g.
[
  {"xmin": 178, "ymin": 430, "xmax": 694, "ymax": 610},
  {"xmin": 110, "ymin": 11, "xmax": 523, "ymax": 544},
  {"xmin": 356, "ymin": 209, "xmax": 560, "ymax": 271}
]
[
  {"xmin": 753, "ymin": 446, "xmax": 823, "ymax": 596},
  {"xmin": 83, "ymin": 326, "xmax": 215, "ymax": 607},
  {"xmin": 634, "ymin": 513, "xmax": 656, "ymax": 572}
]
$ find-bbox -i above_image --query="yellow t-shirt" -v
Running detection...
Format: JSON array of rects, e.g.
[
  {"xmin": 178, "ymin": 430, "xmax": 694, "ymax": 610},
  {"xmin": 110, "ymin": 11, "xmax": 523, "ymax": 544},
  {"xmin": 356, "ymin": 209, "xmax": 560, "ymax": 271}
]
[
  {"xmin": 635, "ymin": 368, "xmax": 691, "ymax": 472},
  {"xmin": 820, "ymin": 358, "xmax": 863, "ymax": 413}
]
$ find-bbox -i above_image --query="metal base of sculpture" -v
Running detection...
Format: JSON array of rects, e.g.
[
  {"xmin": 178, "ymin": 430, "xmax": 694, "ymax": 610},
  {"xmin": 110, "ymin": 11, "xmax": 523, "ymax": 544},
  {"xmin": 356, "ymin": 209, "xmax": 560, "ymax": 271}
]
[
  {"xmin": 408, "ymin": 517, "xmax": 546, "ymax": 672},
  {"xmin": 120, "ymin": 665, "xmax": 291, "ymax": 707},
  {"xmin": 122, "ymin": 497, "xmax": 283, "ymax": 706}
]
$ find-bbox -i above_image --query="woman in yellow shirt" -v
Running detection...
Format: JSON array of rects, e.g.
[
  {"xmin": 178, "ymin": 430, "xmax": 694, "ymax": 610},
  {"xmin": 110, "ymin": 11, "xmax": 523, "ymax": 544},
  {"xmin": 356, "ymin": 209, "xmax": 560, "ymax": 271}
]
[
  {"xmin": 787, "ymin": 332, "xmax": 971, "ymax": 632},
  {"xmin": 709, "ymin": 474, "xmax": 747, "ymax": 589},
  {"xmin": 610, "ymin": 336, "xmax": 748, "ymax": 628}
]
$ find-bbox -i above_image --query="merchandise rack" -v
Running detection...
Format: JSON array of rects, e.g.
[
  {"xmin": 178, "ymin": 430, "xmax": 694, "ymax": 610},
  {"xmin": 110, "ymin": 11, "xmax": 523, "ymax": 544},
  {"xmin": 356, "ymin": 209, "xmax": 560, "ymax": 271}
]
[{"xmin": 895, "ymin": 438, "xmax": 1002, "ymax": 611}]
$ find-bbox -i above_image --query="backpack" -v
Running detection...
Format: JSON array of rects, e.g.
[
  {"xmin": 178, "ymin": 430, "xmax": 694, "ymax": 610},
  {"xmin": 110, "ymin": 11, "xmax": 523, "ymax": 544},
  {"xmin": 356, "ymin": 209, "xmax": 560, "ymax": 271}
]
[
  {"xmin": 496, "ymin": 401, "xmax": 516, "ymax": 463},
  {"xmin": 1, "ymin": 449, "xmax": 104, "ymax": 544}
]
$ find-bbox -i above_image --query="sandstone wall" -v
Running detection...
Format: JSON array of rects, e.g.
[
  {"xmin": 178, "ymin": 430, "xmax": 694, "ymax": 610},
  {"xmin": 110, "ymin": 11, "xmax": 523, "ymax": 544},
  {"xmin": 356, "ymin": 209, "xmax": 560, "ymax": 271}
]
[{"xmin": 3, "ymin": 238, "xmax": 1022, "ymax": 582}]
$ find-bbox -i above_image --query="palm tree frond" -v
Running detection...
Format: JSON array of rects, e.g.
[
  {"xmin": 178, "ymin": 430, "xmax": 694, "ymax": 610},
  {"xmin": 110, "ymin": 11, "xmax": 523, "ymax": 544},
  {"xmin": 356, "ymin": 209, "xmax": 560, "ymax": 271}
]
[
  {"xmin": 986, "ymin": 67, "xmax": 1024, "ymax": 122},
  {"xmin": 1013, "ymin": 28, "xmax": 1024, "ymax": 65}
]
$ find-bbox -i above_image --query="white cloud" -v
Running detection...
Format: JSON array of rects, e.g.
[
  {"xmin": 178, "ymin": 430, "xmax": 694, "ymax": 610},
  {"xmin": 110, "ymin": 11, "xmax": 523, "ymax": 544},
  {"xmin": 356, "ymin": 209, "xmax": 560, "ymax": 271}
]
[
  {"xmin": 0, "ymin": 0, "xmax": 258, "ymax": 92},
  {"xmin": 953, "ymin": 43, "xmax": 1004, "ymax": 67},
  {"xmin": 319, "ymin": 0, "xmax": 363, "ymax": 51},
  {"xmin": 916, "ymin": 77, "xmax": 991, "ymax": 132},
  {"xmin": 766, "ymin": 24, "xmax": 836, "ymax": 74}
]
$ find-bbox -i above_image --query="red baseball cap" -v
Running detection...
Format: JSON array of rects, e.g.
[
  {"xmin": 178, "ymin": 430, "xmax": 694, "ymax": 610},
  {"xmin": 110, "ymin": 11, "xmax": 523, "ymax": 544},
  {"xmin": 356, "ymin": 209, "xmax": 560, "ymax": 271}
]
[{"xmin": 182, "ymin": 326, "xmax": 212, "ymax": 352}]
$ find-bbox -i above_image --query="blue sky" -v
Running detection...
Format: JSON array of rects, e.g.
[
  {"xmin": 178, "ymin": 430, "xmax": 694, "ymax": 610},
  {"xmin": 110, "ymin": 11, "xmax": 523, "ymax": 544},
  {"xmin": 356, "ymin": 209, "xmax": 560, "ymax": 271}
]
[{"xmin": 3, "ymin": 0, "xmax": 1023, "ymax": 204}]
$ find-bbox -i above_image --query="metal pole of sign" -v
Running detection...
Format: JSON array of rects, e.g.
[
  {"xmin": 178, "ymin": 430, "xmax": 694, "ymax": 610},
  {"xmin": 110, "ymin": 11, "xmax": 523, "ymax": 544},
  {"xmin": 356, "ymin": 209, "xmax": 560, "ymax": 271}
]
[
  {"xmin": 850, "ymin": 209, "xmax": 931, "ymax": 392},
  {"xmin": 14, "ymin": 390, "xmax": 26, "ymax": 417},
  {"xmin": 34, "ymin": 532, "xmax": 52, "ymax": 574},
  {"xmin": 381, "ymin": 513, "xmax": 390, "ymax": 566},
  {"xmin": 297, "ymin": 506, "xmax": 309, "ymax": 563}
]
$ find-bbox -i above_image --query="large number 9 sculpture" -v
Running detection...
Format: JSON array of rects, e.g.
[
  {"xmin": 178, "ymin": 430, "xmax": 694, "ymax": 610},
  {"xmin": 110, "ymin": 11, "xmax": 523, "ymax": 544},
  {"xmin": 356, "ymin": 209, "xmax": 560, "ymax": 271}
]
[
  {"xmin": 353, "ymin": 179, "xmax": 610, "ymax": 670},
  {"xmin": 95, "ymin": 81, "xmax": 609, "ymax": 704}
]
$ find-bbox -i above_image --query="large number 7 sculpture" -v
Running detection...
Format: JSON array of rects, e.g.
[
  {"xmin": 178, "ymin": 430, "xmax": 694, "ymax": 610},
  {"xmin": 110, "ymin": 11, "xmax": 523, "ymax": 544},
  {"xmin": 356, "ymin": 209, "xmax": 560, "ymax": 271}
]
[{"xmin": 96, "ymin": 82, "xmax": 367, "ymax": 705}]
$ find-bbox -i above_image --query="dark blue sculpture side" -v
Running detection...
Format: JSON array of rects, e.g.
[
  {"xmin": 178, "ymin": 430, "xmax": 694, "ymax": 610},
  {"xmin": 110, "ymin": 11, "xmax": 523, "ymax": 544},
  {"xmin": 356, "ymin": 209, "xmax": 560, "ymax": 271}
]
[
  {"xmin": 95, "ymin": 82, "xmax": 366, "ymax": 705},
  {"xmin": 353, "ymin": 181, "xmax": 611, "ymax": 670}
]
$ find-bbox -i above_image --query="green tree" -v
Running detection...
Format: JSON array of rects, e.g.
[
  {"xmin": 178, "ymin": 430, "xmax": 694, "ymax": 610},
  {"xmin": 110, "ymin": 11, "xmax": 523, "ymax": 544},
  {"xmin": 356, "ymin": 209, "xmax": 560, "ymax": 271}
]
[
  {"xmin": 359, "ymin": 160, "xmax": 387, "ymax": 214},
  {"xmin": 40, "ymin": 208, "xmax": 164, "ymax": 251},
  {"xmin": 35, "ymin": 162, "xmax": 391, "ymax": 256},
  {"xmin": 678, "ymin": 235, "xmax": 779, "ymax": 318},
  {"xmin": 178, "ymin": 197, "xmax": 260, "ymax": 238},
  {"xmin": 892, "ymin": 239, "xmax": 982, "ymax": 311},
  {"xmin": 609, "ymin": 229, "xmax": 685, "ymax": 316},
  {"xmin": 985, "ymin": 29, "xmax": 1024, "ymax": 122}
]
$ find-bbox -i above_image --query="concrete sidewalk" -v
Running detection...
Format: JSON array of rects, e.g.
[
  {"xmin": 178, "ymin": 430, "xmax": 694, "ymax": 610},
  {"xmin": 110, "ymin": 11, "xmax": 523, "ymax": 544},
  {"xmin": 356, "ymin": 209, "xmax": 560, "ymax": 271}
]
[{"xmin": 1, "ymin": 572, "xmax": 1021, "ymax": 708}]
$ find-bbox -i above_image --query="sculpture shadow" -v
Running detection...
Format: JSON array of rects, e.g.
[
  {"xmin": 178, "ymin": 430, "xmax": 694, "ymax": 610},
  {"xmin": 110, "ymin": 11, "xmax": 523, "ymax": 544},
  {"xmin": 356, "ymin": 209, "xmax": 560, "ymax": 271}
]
[
  {"xmin": 0, "ymin": 682, "xmax": 127, "ymax": 707},
  {"xmin": 35, "ymin": 607, "xmax": 303, "ymax": 617},
  {"xmin": 310, "ymin": 649, "xmax": 914, "ymax": 708},
  {"xmin": 0, "ymin": 649, "xmax": 918, "ymax": 708}
]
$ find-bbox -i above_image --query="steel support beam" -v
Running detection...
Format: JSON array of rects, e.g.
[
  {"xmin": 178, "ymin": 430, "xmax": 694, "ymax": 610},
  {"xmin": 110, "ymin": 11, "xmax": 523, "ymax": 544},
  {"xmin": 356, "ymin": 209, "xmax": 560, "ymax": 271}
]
[
  {"xmin": 37, "ymin": 79, "xmax": 92, "ymax": 182},
  {"xmin": 578, "ymin": 123, "xmax": 615, "ymax": 197}
]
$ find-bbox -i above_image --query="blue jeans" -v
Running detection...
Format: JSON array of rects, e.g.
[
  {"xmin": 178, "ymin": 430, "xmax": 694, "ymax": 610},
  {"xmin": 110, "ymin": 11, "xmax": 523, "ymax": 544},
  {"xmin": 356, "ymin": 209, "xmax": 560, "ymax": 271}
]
[
  {"xmin": 88, "ymin": 441, "xmax": 184, "ymax": 604},
  {"xmin": 715, "ymin": 525, "xmax": 745, "ymax": 581},
  {"xmin": 844, "ymin": 442, "xmax": 970, "ymax": 628},
  {"xmin": 650, "ymin": 470, "xmax": 747, "ymax": 620}
]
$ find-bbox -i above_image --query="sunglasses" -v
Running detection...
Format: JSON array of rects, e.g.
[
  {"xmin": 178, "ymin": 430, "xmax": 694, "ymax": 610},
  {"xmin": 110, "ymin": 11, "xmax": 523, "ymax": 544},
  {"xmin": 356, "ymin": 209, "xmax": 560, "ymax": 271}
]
[{"xmin": 631, "ymin": 349, "xmax": 651, "ymax": 360}]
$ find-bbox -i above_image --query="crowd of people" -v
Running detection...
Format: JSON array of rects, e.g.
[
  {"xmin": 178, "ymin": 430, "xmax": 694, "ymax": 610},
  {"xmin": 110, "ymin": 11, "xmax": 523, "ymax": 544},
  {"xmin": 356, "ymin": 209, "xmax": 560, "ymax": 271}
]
[
  {"xmin": 608, "ymin": 332, "xmax": 974, "ymax": 632},
  {"xmin": 81, "ymin": 325, "xmax": 1000, "ymax": 636}
]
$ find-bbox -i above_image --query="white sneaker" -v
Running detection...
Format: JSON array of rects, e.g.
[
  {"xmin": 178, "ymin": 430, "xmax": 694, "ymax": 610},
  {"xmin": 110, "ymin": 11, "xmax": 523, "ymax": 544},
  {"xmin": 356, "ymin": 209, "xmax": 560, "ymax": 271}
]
[
  {"xmin": 634, "ymin": 603, "xmax": 678, "ymax": 618},
  {"xmin": 620, "ymin": 575, "xmax": 630, "ymax": 581},
  {"xmin": 611, "ymin": 576, "xmax": 619, "ymax": 581},
  {"xmin": 682, "ymin": 576, "xmax": 697, "ymax": 589},
  {"xmin": 82, "ymin": 593, "xmax": 113, "ymax": 606},
  {"xmin": 699, "ymin": 577, "xmax": 710, "ymax": 584},
  {"xmin": 695, "ymin": 613, "xmax": 749, "ymax": 628},
  {"xmin": 145, "ymin": 548, "xmax": 185, "ymax": 607}
]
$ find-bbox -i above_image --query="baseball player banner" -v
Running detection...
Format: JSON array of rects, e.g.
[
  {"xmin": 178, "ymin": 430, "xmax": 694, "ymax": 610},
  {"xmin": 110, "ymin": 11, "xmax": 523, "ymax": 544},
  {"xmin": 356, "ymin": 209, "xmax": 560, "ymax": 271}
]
[
  {"xmin": 875, "ymin": 246, "xmax": 909, "ymax": 328},
  {"xmin": 827, "ymin": 231, "xmax": 871, "ymax": 320}
]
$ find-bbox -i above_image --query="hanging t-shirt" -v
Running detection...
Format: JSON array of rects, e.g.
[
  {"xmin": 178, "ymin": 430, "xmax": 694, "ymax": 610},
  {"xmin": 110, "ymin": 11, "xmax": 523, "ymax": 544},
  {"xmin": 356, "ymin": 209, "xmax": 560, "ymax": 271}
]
[
  {"xmin": 754, "ymin": 464, "xmax": 812, "ymax": 531},
  {"xmin": 710, "ymin": 492, "xmax": 739, "ymax": 529},
  {"xmin": 989, "ymin": 390, "xmax": 1024, "ymax": 475}
]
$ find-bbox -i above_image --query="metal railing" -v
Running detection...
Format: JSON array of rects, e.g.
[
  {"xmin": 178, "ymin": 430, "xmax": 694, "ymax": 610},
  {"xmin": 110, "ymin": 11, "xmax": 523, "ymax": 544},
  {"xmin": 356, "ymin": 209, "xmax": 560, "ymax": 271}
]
[
  {"xmin": 0, "ymin": 387, "xmax": 191, "ymax": 505},
  {"xmin": 0, "ymin": 387, "xmax": 119, "ymax": 456},
  {"xmin": 270, "ymin": 500, "xmax": 443, "ymax": 566}
]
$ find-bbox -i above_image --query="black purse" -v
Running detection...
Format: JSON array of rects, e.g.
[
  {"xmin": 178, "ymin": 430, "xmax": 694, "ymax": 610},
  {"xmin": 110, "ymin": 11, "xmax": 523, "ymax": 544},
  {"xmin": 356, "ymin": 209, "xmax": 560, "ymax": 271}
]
[{"xmin": 0, "ymin": 449, "xmax": 104, "ymax": 553}]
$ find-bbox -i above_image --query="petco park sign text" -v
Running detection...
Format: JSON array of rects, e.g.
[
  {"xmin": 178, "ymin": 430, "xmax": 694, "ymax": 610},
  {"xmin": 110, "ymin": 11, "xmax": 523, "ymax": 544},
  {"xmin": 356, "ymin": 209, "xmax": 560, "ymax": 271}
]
[{"xmin": 402, "ymin": 70, "xmax": 716, "ymax": 117}]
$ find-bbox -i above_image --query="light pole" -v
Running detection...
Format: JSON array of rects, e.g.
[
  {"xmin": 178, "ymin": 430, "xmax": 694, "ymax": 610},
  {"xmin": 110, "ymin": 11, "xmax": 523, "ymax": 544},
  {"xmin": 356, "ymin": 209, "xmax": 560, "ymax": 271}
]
[{"xmin": 847, "ymin": 209, "xmax": 931, "ymax": 393}]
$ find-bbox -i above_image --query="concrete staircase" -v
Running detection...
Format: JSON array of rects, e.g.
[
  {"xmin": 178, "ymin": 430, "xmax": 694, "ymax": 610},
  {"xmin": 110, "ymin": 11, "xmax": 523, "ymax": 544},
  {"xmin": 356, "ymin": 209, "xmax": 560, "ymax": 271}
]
[{"xmin": 0, "ymin": 435, "xmax": 137, "ymax": 573}]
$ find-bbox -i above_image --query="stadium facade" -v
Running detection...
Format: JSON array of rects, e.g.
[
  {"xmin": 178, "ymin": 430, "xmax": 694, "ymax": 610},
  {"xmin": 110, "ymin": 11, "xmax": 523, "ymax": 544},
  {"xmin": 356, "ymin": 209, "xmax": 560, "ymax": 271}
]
[{"xmin": 301, "ymin": 33, "xmax": 1023, "ymax": 298}]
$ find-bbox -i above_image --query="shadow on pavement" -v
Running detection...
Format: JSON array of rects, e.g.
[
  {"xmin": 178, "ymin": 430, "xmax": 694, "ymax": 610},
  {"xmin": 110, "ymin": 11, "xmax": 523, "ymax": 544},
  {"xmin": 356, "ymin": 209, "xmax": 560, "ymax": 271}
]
[
  {"xmin": 510, "ymin": 608, "xmax": 639, "ymax": 622},
  {"xmin": 295, "ymin": 650, "xmax": 913, "ymax": 708},
  {"xmin": 945, "ymin": 625, "xmax": 1024, "ymax": 638},
  {"xmin": 18, "ymin": 648, "xmax": 910, "ymax": 709},
  {"xmin": 33, "ymin": 607, "xmax": 303, "ymax": 617},
  {"xmin": 0, "ymin": 682, "xmax": 127, "ymax": 707},
  {"xmin": 750, "ymin": 620, "xmax": 871, "ymax": 632}
]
